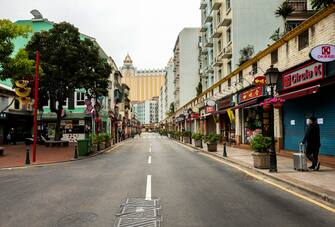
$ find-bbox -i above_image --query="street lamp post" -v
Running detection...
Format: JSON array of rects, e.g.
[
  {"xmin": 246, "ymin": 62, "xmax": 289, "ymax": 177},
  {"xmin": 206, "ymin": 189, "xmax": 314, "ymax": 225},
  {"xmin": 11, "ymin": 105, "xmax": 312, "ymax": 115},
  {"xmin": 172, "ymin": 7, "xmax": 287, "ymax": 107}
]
[{"xmin": 264, "ymin": 65, "xmax": 280, "ymax": 173}]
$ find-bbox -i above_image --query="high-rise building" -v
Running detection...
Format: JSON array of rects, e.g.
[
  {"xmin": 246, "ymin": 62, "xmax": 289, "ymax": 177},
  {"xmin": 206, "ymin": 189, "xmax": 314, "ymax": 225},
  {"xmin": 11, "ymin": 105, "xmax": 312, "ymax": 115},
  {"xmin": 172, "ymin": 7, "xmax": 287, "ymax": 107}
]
[
  {"xmin": 132, "ymin": 97, "xmax": 159, "ymax": 125},
  {"xmin": 121, "ymin": 55, "xmax": 165, "ymax": 102},
  {"xmin": 173, "ymin": 28, "xmax": 201, "ymax": 109},
  {"xmin": 200, "ymin": 0, "xmax": 284, "ymax": 90}
]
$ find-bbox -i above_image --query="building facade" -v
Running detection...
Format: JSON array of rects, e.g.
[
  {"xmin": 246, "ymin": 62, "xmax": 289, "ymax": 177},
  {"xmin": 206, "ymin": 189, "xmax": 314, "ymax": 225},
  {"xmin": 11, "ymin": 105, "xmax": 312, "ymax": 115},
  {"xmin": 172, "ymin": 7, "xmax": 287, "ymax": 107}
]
[
  {"xmin": 173, "ymin": 28, "xmax": 201, "ymax": 109},
  {"xmin": 200, "ymin": 0, "xmax": 284, "ymax": 90},
  {"xmin": 121, "ymin": 55, "xmax": 165, "ymax": 102},
  {"xmin": 164, "ymin": 58, "xmax": 175, "ymax": 117},
  {"xmin": 164, "ymin": 5, "xmax": 335, "ymax": 156},
  {"xmin": 132, "ymin": 97, "xmax": 159, "ymax": 125}
]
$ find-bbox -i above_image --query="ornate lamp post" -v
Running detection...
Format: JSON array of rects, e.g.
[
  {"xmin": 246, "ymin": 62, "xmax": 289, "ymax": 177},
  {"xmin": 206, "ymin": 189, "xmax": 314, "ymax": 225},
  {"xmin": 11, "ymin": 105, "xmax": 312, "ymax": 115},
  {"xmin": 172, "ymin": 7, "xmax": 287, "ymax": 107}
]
[{"xmin": 264, "ymin": 65, "xmax": 280, "ymax": 173}]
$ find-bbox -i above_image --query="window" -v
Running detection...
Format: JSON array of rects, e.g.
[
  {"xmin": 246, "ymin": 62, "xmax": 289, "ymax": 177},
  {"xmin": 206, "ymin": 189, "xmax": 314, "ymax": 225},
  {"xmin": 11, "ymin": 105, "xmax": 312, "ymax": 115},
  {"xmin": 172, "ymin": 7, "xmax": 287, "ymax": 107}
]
[
  {"xmin": 76, "ymin": 92, "xmax": 86, "ymax": 106},
  {"xmin": 14, "ymin": 99, "xmax": 20, "ymax": 109},
  {"xmin": 228, "ymin": 78, "xmax": 231, "ymax": 88},
  {"xmin": 298, "ymin": 29, "xmax": 309, "ymax": 50},
  {"xmin": 218, "ymin": 40, "xmax": 222, "ymax": 52},
  {"xmin": 218, "ymin": 69, "xmax": 222, "ymax": 80},
  {"xmin": 252, "ymin": 62, "xmax": 258, "ymax": 75},
  {"xmin": 238, "ymin": 71, "xmax": 243, "ymax": 83},
  {"xmin": 217, "ymin": 11, "xmax": 221, "ymax": 24},
  {"xmin": 226, "ymin": 27, "xmax": 231, "ymax": 43},
  {"xmin": 271, "ymin": 49, "xmax": 278, "ymax": 64},
  {"xmin": 227, "ymin": 61, "xmax": 232, "ymax": 74},
  {"xmin": 226, "ymin": 0, "xmax": 231, "ymax": 12}
]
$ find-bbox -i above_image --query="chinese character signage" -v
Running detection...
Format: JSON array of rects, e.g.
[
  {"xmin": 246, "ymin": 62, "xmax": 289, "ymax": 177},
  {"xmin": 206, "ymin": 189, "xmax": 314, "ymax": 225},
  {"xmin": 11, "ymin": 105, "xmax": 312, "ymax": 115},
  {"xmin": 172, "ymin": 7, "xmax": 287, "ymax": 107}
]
[
  {"xmin": 282, "ymin": 61, "xmax": 324, "ymax": 91},
  {"xmin": 239, "ymin": 86, "xmax": 264, "ymax": 103}
]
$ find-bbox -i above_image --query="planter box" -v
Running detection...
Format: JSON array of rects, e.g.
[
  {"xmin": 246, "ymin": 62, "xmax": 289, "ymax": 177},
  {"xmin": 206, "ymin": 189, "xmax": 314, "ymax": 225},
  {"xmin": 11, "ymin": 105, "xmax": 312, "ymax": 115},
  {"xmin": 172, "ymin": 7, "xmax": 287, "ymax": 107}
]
[
  {"xmin": 207, "ymin": 143, "xmax": 217, "ymax": 152},
  {"xmin": 252, "ymin": 152, "xmax": 270, "ymax": 169},
  {"xmin": 91, "ymin": 144, "xmax": 98, "ymax": 153},
  {"xmin": 195, "ymin": 140, "xmax": 203, "ymax": 148},
  {"xmin": 183, "ymin": 136, "xmax": 191, "ymax": 144},
  {"xmin": 99, "ymin": 142, "xmax": 106, "ymax": 151}
]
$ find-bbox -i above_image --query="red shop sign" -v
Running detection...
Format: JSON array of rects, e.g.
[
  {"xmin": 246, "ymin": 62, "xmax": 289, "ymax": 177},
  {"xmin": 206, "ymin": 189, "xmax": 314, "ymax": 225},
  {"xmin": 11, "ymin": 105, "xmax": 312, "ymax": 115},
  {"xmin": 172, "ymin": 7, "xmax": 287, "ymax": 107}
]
[
  {"xmin": 282, "ymin": 61, "xmax": 324, "ymax": 90},
  {"xmin": 239, "ymin": 86, "xmax": 264, "ymax": 103},
  {"xmin": 191, "ymin": 113, "xmax": 199, "ymax": 119},
  {"xmin": 206, "ymin": 106, "xmax": 215, "ymax": 113},
  {"xmin": 254, "ymin": 76, "xmax": 267, "ymax": 86}
]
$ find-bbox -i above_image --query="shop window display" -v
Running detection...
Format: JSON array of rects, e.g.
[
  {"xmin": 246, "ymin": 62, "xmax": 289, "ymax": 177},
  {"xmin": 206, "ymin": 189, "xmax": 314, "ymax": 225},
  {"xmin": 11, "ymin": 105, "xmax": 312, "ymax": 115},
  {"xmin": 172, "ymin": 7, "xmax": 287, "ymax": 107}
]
[{"xmin": 244, "ymin": 108, "xmax": 263, "ymax": 143}]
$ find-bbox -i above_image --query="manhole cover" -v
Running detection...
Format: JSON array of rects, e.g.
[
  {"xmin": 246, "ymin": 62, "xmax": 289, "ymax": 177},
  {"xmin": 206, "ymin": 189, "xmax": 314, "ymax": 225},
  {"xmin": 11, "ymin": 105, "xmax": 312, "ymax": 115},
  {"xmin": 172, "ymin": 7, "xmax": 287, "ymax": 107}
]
[
  {"xmin": 57, "ymin": 212, "xmax": 98, "ymax": 227},
  {"xmin": 114, "ymin": 197, "xmax": 161, "ymax": 227}
]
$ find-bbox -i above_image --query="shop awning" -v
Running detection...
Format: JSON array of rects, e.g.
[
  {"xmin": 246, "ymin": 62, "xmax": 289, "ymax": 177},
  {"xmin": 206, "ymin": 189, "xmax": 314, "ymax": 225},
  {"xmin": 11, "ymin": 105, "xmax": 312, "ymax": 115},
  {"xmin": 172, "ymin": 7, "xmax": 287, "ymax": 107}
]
[
  {"xmin": 232, "ymin": 99, "xmax": 258, "ymax": 110},
  {"xmin": 278, "ymin": 85, "xmax": 320, "ymax": 100}
]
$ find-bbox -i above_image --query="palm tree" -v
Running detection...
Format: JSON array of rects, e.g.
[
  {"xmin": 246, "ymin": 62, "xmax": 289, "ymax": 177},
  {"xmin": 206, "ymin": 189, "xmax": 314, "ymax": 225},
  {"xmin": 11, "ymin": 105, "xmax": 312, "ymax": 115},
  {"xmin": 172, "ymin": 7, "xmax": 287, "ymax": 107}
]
[
  {"xmin": 196, "ymin": 81, "xmax": 202, "ymax": 96},
  {"xmin": 275, "ymin": 1, "xmax": 294, "ymax": 33},
  {"xmin": 311, "ymin": 0, "xmax": 334, "ymax": 10},
  {"xmin": 239, "ymin": 45, "xmax": 254, "ymax": 66}
]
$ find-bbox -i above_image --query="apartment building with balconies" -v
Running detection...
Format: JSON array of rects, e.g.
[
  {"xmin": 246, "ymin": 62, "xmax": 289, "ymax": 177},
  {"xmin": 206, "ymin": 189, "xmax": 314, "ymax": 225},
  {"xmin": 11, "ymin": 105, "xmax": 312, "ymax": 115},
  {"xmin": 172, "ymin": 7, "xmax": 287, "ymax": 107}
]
[
  {"xmin": 173, "ymin": 28, "xmax": 201, "ymax": 109},
  {"xmin": 200, "ymin": 0, "xmax": 284, "ymax": 89}
]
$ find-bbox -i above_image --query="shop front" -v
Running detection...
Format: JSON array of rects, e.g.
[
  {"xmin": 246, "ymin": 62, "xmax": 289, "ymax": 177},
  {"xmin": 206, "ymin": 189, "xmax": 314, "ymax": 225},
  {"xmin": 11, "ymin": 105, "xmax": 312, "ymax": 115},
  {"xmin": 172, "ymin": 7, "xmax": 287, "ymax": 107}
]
[
  {"xmin": 279, "ymin": 60, "xmax": 335, "ymax": 156},
  {"xmin": 235, "ymin": 86, "xmax": 269, "ymax": 145},
  {"xmin": 202, "ymin": 105, "xmax": 216, "ymax": 135},
  {"xmin": 216, "ymin": 95, "xmax": 235, "ymax": 143}
]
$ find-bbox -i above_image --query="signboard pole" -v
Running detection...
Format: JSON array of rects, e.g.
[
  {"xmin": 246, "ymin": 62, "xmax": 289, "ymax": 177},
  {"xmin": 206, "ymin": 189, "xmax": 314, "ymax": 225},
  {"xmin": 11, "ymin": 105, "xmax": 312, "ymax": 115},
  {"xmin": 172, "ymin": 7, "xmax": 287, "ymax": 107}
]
[{"xmin": 32, "ymin": 51, "xmax": 40, "ymax": 162}]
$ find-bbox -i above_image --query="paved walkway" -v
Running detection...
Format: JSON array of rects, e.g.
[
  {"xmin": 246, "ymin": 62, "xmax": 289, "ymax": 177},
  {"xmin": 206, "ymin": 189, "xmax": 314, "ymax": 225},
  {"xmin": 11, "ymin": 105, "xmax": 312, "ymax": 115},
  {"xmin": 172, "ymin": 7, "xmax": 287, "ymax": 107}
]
[
  {"xmin": 184, "ymin": 140, "xmax": 335, "ymax": 204},
  {"xmin": 0, "ymin": 143, "xmax": 75, "ymax": 168}
]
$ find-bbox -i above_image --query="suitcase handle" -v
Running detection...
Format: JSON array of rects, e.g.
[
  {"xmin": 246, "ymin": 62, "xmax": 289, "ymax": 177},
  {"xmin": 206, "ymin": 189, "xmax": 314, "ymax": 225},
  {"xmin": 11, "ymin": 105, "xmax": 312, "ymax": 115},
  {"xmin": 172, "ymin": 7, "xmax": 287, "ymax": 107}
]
[{"xmin": 299, "ymin": 144, "xmax": 305, "ymax": 154}]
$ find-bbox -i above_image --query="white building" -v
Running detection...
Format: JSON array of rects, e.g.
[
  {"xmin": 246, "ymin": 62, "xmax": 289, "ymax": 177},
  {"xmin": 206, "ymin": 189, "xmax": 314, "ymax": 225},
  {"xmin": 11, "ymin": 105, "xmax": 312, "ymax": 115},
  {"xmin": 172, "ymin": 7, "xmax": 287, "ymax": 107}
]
[
  {"xmin": 164, "ymin": 58, "xmax": 175, "ymax": 117},
  {"xmin": 200, "ymin": 0, "xmax": 284, "ymax": 90},
  {"xmin": 158, "ymin": 85, "xmax": 166, "ymax": 122},
  {"xmin": 173, "ymin": 28, "xmax": 201, "ymax": 109},
  {"xmin": 132, "ymin": 98, "xmax": 159, "ymax": 125}
]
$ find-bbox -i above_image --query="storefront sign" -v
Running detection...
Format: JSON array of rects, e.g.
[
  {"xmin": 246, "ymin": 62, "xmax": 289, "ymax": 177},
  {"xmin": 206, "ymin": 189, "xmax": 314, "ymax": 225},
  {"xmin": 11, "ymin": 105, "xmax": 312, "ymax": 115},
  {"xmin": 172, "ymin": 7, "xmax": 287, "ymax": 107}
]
[
  {"xmin": 310, "ymin": 44, "xmax": 335, "ymax": 63},
  {"xmin": 175, "ymin": 115, "xmax": 185, "ymax": 122},
  {"xmin": 282, "ymin": 62, "xmax": 324, "ymax": 90},
  {"xmin": 191, "ymin": 113, "xmax": 199, "ymax": 119},
  {"xmin": 206, "ymin": 99, "xmax": 216, "ymax": 107},
  {"xmin": 192, "ymin": 107, "xmax": 199, "ymax": 113},
  {"xmin": 239, "ymin": 86, "xmax": 264, "ymax": 103},
  {"xmin": 206, "ymin": 106, "xmax": 215, "ymax": 113},
  {"xmin": 217, "ymin": 96, "xmax": 233, "ymax": 111},
  {"xmin": 253, "ymin": 76, "xmax": 267, "ymax": 86}
]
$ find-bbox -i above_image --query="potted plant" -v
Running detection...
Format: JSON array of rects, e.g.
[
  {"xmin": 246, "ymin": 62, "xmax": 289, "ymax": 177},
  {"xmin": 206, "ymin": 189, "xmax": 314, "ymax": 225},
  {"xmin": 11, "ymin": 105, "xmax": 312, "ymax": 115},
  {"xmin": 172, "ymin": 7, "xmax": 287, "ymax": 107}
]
[
  {"xmin": 104, "ymin": 134, "xmax": 111, "ymax": 148},
  {"xmin": 192, "ymin": 133, "xmax": 203, "ymax": 148},
  {"xmin": 98, "ymin": 134, "xmax": 105, "ymax": 150},
  {"xmin": 90, "ymin": 134, "xmax": 98, "ymax": 153},
  {"xmin": 250, "ymin": 134, "xmax": 272, "ymax": 169},
  {"xmin": 182, "ymin": 131, "xmax": 192, "ymax": 143},
  {"xmin": 272, "ymin": 97, "xmax": 285, "ymax": 109},
  {"xmin": 204, "ymin": 133, "xmax": 220, "ymax": 152}
]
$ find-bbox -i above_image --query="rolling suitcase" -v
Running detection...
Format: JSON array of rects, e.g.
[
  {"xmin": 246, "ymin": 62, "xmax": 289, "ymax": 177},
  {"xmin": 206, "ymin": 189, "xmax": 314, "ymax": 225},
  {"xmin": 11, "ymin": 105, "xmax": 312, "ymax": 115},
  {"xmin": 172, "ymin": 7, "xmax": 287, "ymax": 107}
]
[{"xmin": 293, "ymin": 144, "xmax": 308, "ymax": 171}]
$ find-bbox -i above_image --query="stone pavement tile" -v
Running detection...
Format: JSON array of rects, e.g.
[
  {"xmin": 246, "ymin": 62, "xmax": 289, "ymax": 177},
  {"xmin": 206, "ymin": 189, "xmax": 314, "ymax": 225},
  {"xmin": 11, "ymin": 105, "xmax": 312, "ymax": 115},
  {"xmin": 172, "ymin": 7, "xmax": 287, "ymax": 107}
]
[{"xmin": 0, "ymin": 143, "xmax": 75, "ymax": 168}]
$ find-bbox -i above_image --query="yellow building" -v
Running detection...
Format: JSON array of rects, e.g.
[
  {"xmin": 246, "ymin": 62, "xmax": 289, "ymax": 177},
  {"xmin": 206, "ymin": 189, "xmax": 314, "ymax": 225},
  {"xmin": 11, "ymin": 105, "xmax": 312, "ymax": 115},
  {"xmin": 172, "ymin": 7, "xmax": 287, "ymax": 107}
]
[{"xmin": 121, "ymin": 54, "xmax": 165, "ymax": 102}]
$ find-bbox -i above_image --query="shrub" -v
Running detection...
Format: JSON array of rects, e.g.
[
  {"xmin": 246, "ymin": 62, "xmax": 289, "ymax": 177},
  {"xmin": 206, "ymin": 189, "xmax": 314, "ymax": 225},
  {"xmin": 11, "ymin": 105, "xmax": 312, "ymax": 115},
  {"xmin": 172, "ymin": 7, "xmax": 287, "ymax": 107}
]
[
  {"xmin": 181, "ymin": 131, "xmax": 191, "ymax": 137},
  {"xmin": 204, "ymin": 133, "xmax": 220, "ymax": 143},
  {"xmin": 192, "ymin": 133, "xmax": 203, "ymax": 141},
  {"xmin": 250, "ymin": 134, "xmax": 272, "ymax": 152},
  {"xmin": 104, "ymin": 133, "xmax": 111, "ymax": 142}
]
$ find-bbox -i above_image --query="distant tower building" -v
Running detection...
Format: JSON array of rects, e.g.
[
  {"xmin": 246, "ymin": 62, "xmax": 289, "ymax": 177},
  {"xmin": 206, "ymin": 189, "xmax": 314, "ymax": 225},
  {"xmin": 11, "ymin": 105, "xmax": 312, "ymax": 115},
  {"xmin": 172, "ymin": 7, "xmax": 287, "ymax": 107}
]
[{"xmin": 121, "ymin": 54, "xmax": 165, "ymax": 102}]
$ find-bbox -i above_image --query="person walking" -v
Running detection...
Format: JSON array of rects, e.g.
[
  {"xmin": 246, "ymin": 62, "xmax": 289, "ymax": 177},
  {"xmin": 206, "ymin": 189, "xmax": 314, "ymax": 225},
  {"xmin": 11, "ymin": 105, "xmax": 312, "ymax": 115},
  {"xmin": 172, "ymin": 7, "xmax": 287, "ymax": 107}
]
[
  {"xmin": 10, "ymin": 128, "xmax": 16, "ymax": 145},
  {"xmin": 301, "ymin": 117, "xmax": 321, "ymax": 170}
]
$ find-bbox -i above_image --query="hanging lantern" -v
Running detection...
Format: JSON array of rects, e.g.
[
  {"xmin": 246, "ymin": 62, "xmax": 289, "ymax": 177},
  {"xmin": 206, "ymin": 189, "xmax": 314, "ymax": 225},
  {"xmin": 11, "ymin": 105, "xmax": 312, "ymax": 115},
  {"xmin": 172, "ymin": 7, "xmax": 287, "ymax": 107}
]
[
  {"xmin": 15, "ymin": 80, "xmax": 30, "ymax": 88},
  {"xmin": 15, "ymin": 87, "xmax": 31, "ymax": 97}
]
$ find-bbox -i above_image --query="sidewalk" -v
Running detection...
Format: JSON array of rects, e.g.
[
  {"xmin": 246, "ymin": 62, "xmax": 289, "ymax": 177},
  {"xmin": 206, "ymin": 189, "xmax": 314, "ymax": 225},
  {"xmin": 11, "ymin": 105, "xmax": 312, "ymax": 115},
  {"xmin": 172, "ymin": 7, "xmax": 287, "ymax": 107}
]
[
  {"xmin": 177, "ymin": 139, "xmax": 335, "ymax": 205},
  {"xmin": 0, "ymin": 143, "xmax": 75, "ymax": 168}
]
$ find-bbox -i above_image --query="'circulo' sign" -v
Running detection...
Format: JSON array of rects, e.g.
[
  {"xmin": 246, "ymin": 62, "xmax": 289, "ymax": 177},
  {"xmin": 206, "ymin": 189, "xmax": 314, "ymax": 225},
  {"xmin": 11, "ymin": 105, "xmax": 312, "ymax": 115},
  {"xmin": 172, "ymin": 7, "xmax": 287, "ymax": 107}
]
[
  {"xmin": 206, "ymin": 99, "xmax": 216, "ymax": 107},
  {"xmin": 310, "ymin": 44, "xmax": 335, "ymax": 63}
]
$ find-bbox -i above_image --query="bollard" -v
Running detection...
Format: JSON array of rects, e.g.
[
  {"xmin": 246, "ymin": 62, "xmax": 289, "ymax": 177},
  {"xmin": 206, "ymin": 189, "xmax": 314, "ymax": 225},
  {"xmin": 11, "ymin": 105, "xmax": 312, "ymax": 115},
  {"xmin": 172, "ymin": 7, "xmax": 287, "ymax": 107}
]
[
  {"xmin": 74, "ymin": 145, "xmax": 78, "ymax": 159},
  {"xmin": 25, "ymin": 144, "xmax": 30, "ymax": 165},
  {"xmin": 223, "ymin": 142, "xmax": 227, "ymax": 157}
]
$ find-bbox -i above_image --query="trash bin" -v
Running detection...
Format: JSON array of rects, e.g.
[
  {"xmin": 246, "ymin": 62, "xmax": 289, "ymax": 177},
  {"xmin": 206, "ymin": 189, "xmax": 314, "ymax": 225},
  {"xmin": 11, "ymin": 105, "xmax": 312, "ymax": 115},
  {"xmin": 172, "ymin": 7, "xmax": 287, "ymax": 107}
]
[{"xmin": 77, "ymin": 139, "xmax": 90, "ymax": 156}]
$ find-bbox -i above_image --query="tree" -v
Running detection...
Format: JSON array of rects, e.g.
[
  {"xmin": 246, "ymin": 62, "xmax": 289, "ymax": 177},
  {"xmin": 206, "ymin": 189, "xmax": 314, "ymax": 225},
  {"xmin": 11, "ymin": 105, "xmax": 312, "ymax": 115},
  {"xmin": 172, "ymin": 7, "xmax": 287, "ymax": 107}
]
[
  {"xmin": 275, "ymin": 1, "xmax": 294, "ymax": 33},
  {"xmin": 25, "ymin": 22, "xmax": 111, "ymax": 140},
  {"xmin": 238, "ymin": 45, "xmax": 254, "ymax": 66},
  {"xmin": 196, "ymin": 81, "xmax": 202, "ymax": 96},
  {"xmin": 270, "ymin": 28, "xmax": 282, "ymax": 42},
  {"xmin": 169, "ymin": 102, "xmax": 175, "ymax": 113},
  {"xmin": 0, "ymin": 19, "xmax": 31, "ymax": 78},
  {"xmin": 311, "ymin": 0, "xmax": 334, "ymax": 10}
]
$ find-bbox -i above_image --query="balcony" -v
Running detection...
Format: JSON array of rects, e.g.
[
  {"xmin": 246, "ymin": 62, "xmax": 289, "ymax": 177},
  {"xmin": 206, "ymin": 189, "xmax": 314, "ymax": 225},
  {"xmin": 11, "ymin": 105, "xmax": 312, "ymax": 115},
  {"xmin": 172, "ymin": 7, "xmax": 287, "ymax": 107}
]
[
  {"xmin": 219, "ymin": 17, "xmax": 231, "ymax": 27},
  {"xmin": 211, "ymin": 27, "xmax": 223, "ymax": 38},
  {"xmin": 213, "ymin": 57, "xmax": 223, "ymax": 67},
  {"xmin": 200, "ymin": 0, "xmax": 207, "ymax": 9},
  {"xmin": 220, "ymin": 43, "xmax": 232, "ymax": 59},
  {"xmin": 203, "ymin": 37, "xmax": 213, "ymax": 48},
  {"xmin": 204, "ymin": 14, "xmax": 213, "ymax": 23},
  {"xmin": 201, "ymin": 48, "xmax": 208, "ymax": 55},
  {"xmin": 212, "ymin": 0, "xmax": 222, "ymax": 10},
  {"xmin": 205, "ymin": 65, "xmax": 214, "ymax": 73},
  {"xmin": 200, "ymin": 26, "xmax": 208, "ymax": 33}
]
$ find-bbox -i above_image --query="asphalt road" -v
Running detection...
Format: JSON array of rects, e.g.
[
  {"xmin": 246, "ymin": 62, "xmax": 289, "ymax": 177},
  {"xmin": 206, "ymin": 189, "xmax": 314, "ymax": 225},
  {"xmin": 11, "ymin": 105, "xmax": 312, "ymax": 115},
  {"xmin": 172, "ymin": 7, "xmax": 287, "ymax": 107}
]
[{"xmin": 0, "ymin": 133, "xmax": 334, "ymax": 227}]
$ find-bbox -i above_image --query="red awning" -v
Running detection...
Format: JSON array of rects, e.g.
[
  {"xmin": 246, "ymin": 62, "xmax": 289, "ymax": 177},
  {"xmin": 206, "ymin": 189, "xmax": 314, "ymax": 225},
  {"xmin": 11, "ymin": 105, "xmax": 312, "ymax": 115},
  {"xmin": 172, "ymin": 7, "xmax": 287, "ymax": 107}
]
[
  {"xmin": 278, "ymin": 85, "xmax": 320, "ymax": 100},
  {"xmin": 232, "ymin": 99, "xmax": 258, "ymax": 110}
]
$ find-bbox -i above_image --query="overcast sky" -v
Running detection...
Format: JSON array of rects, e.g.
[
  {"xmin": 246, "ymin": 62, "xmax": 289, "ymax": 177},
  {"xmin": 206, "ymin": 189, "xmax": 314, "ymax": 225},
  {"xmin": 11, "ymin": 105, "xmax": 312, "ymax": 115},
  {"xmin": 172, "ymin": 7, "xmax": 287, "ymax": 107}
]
[{"xmin": 1, "ymin": 0, "xmax": 200, "ymax": 69}]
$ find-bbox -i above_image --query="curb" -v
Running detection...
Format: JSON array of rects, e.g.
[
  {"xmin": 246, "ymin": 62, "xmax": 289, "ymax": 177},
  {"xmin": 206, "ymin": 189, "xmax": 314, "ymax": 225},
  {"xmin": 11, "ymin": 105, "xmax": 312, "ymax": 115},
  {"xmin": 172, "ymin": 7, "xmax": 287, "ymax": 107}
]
[
  {"xmin": 171, "ymin": 138, "xmax": 335, "ymax": 207},
  {"xmin": 0, "ymin": 139, "xmax": 130, "ymax": 171}
]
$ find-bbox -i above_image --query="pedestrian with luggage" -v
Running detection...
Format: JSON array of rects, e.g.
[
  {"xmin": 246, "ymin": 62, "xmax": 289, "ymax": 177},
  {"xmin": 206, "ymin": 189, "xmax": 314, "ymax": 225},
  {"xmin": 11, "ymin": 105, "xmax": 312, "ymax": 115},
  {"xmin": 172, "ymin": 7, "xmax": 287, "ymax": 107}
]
[{"xmin": 301, "ymin": 117, "xmax": 321, "ymax": 171}]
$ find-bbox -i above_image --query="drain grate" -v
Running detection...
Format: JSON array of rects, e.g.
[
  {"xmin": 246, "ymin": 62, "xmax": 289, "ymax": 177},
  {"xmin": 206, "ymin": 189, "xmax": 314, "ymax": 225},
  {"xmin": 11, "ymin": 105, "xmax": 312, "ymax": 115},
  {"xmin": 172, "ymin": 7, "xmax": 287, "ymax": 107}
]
[{"xmin": 114, "ymin": 197, "xmax": 162, "ymax": 227}]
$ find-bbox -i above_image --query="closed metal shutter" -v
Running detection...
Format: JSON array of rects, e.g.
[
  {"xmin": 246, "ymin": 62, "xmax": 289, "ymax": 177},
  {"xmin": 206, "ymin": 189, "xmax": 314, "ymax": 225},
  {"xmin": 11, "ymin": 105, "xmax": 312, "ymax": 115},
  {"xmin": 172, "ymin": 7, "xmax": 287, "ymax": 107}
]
[{"xmin": 283, "ymin": 86, "xmax": 335, "ymax": 156}]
